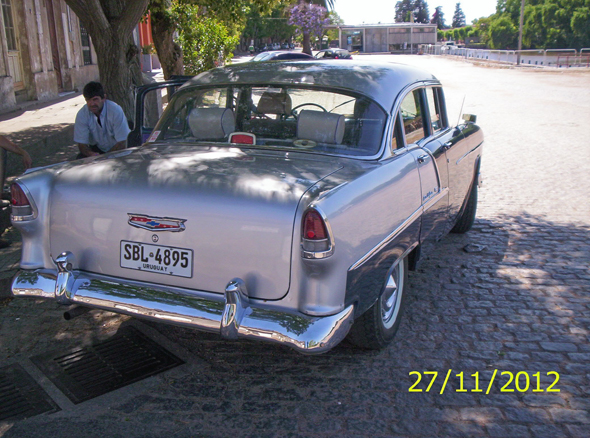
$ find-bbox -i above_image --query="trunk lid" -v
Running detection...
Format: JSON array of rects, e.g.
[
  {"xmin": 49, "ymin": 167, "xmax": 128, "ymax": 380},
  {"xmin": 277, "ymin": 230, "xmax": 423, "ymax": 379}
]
[{"xmin": 48, "ymin": 145, "xmax": 342, "ymax": 300}]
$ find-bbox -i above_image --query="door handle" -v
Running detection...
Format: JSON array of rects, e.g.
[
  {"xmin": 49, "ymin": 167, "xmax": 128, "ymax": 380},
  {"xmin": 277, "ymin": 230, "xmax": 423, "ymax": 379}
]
[
  {"xmin": 442, "ymin": 141, "xmax": 452, "ymax": 151},
  {"xmin": 417, "ymin": 154, "xmax": 429, "ymax": 164}
]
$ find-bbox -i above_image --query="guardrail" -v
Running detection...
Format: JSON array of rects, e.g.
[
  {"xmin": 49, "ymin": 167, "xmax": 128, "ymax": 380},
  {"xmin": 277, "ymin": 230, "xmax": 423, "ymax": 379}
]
[{"xmin": 423, "ymin": 45, "xmax": 590, "ymax": 68}]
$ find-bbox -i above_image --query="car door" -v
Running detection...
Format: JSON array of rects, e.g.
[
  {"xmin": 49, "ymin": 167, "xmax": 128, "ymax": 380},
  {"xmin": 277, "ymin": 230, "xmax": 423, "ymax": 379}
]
[
  {"xmin": 128, "ymin": 77, "xmax": 191, "ymax": 148},
  {"xmin": 396, "ymin": 88, "xmax": 448, "ymax": 244},
  {"xmin": 419, "ymin": 86, "xmax": 466, "ymax": 233}
]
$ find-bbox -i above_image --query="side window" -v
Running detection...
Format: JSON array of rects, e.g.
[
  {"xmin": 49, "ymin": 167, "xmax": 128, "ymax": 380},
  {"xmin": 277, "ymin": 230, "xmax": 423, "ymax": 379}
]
[
  {"xmin": 391, "ymin": 114, "xmax": 401, "ymax": 150},
  {"xmin": 426, "ymin": 87, "xmax": 444, "ymax": 133},
  {"xmin": 400, "ymin": 89, "xmax": 425, "ymax": 144}
]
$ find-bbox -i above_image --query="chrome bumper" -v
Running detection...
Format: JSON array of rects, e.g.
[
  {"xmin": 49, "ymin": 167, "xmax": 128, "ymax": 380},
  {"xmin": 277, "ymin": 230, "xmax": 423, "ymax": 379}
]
[{"xmin": 11, "ymin": 253, "xmax": 354, "ymax": 355}]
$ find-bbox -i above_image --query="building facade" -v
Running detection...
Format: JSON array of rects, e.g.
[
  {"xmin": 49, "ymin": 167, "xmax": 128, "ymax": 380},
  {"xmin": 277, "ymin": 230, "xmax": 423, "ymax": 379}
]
[
  {"xmin": 336, "ymin": 23, "xmax": 437, "ymax": 54},
  {"xmin": 0, "ymin": 0, "xmax": 99, "ymax": 113}
]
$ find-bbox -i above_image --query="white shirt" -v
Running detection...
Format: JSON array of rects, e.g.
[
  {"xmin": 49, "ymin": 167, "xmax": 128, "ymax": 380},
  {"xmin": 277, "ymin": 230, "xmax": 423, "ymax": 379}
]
[{"xmin": 74, "ymin": 100, "xmax": 130, "ymax": 152}]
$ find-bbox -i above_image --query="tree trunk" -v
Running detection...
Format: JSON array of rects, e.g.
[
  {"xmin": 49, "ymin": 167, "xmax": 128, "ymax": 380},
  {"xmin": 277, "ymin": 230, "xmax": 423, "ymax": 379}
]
[
  {"xmin": 65, "ymin": 0, "xmax": 148, "ymax": 121},
  {"xmin": 302, "ymin": 32, "xmax": 312, "ymax": 55},
  {"xmin": 151, "ymin": 13, "xmax": 184, "ymax": 79},
  {"xmin": 92, "ymin": 33, "xmax": 142, "ymax": 120}
]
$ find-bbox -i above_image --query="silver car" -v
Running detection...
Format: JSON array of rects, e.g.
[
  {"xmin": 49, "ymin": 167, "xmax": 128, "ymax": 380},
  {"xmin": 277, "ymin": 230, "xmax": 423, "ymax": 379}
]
[{"xmin": 11, "ymin": 61, "xmax": 483, "ymax": 354}]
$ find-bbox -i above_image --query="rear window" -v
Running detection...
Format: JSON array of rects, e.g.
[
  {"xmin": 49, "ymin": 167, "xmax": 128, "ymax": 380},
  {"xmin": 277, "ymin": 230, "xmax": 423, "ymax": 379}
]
[{"xmin": 151, "ymin": 84, "xmax": 387, "ymax": 158}]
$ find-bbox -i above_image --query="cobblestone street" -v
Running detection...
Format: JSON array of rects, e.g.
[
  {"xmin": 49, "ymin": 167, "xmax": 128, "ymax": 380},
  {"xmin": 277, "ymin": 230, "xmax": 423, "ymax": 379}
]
[{"xmin": 1, "ymin": 56, "xmax": 589, "ymax": 437}]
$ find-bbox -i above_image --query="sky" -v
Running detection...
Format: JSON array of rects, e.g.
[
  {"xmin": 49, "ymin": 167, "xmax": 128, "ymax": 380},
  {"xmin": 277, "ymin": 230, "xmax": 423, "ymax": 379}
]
[{"xmin": 333, "ymin": 0, "xmax": 498, "ymax": 26}]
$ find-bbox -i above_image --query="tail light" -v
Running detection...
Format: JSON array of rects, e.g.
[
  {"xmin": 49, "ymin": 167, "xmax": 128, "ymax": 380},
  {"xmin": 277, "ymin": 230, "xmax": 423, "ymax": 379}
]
[
  {"xmin": 11, "ymin": 183, "xmax": 34, "ymax": 219},
  {"xmin": 301, "ymin": 208, "xmax": 334, "ymax": 259}
]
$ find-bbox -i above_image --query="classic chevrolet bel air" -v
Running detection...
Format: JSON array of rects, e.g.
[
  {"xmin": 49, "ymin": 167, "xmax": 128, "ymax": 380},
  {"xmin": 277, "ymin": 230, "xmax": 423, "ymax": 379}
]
[{"xmin": 11, "ymin": 61, "xmax": 483, "ymax": 354}]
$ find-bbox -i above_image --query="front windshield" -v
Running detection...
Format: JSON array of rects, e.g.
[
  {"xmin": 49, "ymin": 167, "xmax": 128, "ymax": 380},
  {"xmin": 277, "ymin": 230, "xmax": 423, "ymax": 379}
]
[{"xmin": 150, "ymin": 84, "xmax": 387, "ymax": 157}]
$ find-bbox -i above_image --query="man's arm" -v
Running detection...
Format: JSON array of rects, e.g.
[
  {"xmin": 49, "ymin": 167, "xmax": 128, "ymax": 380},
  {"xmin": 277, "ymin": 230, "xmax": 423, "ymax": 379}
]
[
  {"xmin": 109, "ymin": 140, "xmax": 126, "ymax": 152},
  {"xmin": 0, "ymin": 135, "xmax": 33, "ymax": 169},
  {"xmin": 109, "ymin": 101, "xmax": 131, "ymax": 151},
  {"xmin": 77, "ymin": 143, "xmax": 99, "ymax": 157}
]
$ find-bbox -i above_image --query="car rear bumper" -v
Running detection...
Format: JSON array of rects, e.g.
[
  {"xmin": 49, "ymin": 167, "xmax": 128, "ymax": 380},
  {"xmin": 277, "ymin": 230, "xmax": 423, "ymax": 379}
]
[{"xmin": 11, "ymin": 254, "xmax": 354, "ymax": 355}]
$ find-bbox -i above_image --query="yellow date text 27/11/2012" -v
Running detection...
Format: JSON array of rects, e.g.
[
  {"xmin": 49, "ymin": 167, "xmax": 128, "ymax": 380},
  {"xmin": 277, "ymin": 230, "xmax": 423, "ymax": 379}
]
[{"xmin": 408, "ymin": 370, "xmax": 560, "ymax": 394}]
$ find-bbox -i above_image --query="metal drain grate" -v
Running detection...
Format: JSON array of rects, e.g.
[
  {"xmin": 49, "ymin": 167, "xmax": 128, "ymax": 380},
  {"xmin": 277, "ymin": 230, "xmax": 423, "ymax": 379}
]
[
  {"xmin": 31, "ymin": 326, "xmax": 183, "ymax": 404},
  {"xmin": 0, "ymin": 364, "xmax": 60, "ymax": 422}
]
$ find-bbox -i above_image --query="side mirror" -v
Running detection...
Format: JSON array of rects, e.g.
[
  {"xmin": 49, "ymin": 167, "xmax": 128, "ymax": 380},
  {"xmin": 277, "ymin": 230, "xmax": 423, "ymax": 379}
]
[{"xmin": 462, "ymin": 114, "xmax": 477, "ymax": 124}]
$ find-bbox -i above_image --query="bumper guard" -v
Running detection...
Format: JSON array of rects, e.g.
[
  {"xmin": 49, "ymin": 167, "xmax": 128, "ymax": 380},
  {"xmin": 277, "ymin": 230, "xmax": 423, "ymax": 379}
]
[{"xmin": 12, "ymin": 252, "xmax": 354, "ymax": 354}]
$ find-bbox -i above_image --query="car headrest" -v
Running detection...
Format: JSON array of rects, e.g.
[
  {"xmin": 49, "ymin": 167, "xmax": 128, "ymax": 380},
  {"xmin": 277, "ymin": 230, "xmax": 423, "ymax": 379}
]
[
  {"xmin": 188, "ymin": 107, "xmax": 235, "ymax": 140},
  {"xmin": 256, "ymin": 91, "xmax": 292, "ymax": 115},
  {"xmin": 297, "ymin": 110, "xmax": 345, "ymax": 144}
]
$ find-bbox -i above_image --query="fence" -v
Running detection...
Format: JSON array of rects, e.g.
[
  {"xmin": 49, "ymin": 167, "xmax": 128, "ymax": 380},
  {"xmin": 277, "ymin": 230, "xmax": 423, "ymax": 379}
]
[{"xmin": 422, "ymin": 45, "xmax": 590, "ymax": 68}]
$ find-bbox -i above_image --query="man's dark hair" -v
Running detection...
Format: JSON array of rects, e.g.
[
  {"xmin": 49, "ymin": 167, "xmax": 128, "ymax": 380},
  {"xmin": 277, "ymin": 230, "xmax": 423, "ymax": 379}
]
[{"xmin": 83, "ymin": 81, "xmax": 105, "ymax": 100}]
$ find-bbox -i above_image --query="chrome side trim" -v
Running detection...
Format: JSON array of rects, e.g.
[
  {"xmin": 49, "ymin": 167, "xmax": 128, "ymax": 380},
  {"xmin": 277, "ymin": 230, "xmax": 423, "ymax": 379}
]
[
  {"xmin": 422, "ymin": 187, "xmax": 449, "ymax": 213},
  {"xmin": 456, "ymin": 142, "xmax": 483, "ymax": 165},
  {"xmin": 349, "ymin": 207, "xmax": 422, "ymax": 271},
  {"xmin": 11, "ymin": 269, "xmax": 354, "ymax": 355}
]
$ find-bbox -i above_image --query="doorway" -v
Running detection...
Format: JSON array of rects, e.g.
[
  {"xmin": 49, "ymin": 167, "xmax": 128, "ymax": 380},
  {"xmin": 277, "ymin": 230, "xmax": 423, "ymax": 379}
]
[{"xmin": 1, "ymin": 0, "xmax": 24, "ymax": 91}]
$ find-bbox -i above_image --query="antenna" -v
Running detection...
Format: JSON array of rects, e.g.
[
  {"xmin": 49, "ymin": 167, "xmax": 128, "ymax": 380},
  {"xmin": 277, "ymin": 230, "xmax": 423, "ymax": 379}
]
[{"xmin": 457, "ymin": 95, "xmax": 466, "ymax": 126}]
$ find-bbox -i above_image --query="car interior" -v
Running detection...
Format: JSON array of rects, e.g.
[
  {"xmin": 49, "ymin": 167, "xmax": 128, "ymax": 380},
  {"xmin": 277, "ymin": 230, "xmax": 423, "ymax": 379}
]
[{"xmin": 154, "ymin": 85, "xmax": 387, "ymax": 157}]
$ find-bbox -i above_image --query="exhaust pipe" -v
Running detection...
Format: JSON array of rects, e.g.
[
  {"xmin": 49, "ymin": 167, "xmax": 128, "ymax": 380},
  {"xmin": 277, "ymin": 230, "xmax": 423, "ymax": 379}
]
[{"xmin": 64, "ymin": 305, "xmax": 91, "ymax": 321}]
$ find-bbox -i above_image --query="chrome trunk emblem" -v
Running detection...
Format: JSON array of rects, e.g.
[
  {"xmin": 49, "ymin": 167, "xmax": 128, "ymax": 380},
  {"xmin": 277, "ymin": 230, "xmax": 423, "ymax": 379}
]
[{"xmin": 128, "ymin": 214, "xmax": 186, "ymax": 232}]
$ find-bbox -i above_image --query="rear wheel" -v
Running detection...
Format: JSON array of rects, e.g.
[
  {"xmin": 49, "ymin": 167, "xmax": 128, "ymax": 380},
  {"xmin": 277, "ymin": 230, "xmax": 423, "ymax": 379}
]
[
  {"xmin": 348, "ymin": 257, "xmax": 408, "ymax": 350},
  {"xmin": 451, "ymin": 179, "xmax": 478, "ymax": 234}
]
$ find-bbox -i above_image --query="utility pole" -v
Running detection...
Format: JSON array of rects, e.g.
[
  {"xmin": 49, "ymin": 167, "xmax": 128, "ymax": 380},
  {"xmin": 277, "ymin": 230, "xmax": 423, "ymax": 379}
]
[{"xmin": 517, "ymin": 0, "xmax": 525, "ymax": 65}]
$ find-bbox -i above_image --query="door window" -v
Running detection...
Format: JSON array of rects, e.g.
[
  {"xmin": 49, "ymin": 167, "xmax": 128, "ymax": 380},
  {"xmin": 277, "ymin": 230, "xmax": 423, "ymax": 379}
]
[
  {"xmin": 400, "ymin": 89, "xmax": 425, "ymax": 144},
  {"xmin": 426, "ymin": 88, "xmax": 444, "ymax": 133}
]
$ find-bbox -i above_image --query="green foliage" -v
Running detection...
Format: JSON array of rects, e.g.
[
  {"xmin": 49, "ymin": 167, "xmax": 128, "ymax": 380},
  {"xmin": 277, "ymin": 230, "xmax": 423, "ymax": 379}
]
[
  {"xmin": 174, "ymin": 2, "xmax": 238, "ymax": 75},
  {"xmin": 481, "ymin": 0, "xmax": 590, "ymax": 50},
  {"xmin": 452, "ymin": 2, "xmax": 466, "ymax": 27},
  {"xmin": 325, "ymin": 11, "xmax": 343, "ymax": 43},
  {"xmin": 242, "ymin": 3, "xmax": 295, "ymax": 45},
  {"xmin": 488, "ymin": 15, "xmax": 517, "ymax": 49},
  {"xmin": 431, "ymin": 6, "xmax": 446, "ymax": 30}
]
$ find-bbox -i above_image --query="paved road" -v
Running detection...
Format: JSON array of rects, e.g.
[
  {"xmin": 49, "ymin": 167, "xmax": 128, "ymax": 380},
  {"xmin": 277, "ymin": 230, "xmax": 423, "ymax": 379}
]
[{"xmin": 1, "ymin": 55, "xmax": 589, "ymax": 437}]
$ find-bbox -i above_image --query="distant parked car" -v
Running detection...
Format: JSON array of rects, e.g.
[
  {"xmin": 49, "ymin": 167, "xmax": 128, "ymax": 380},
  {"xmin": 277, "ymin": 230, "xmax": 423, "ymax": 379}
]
[
  {"xmin": 314, "ymin": 48, "xmax": 353, "ymax": 60},
  {"xmin": 251, "ymin": 51, "xmax": 313, "ymax": 62},
  {"xmin": 11, "ymin": 60, "xmax": 483, "ymax": 354}
]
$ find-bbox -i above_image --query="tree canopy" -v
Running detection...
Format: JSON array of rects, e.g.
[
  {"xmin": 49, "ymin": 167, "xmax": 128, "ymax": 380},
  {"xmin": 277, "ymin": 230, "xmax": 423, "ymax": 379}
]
[
  {"xmin": 395, "ymin": 0, "xmax": 429, "ymax": 23},
  {"xmin": 452, "ymin": 3, "xmax": 466, "ymax": 28},
  {"xmin": 486, "ymin": 0, "xmax": 590, "ymax": 50},
  {"xmin": 431, "ymin": 6, "xmax": 446, "ymax": 30}
]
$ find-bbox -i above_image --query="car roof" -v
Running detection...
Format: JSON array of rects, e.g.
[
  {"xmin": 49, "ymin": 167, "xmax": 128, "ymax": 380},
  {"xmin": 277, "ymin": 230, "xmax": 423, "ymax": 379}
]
[{"xmin": 186, "ymin": 60, "xmax": 438, "ymax": 110}]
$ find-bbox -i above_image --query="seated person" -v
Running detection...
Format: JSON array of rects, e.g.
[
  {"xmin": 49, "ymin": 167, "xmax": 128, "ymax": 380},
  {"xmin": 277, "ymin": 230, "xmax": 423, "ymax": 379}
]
[{"xmin": 74, "ymin": 81, "xmax": 130, "ymax": 159}]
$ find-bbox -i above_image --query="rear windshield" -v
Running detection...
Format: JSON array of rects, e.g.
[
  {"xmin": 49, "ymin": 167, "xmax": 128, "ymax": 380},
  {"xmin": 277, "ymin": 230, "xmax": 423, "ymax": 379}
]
[{"xmin": 150, "ymin": 84, "xmax": 387, "ymax": 158}]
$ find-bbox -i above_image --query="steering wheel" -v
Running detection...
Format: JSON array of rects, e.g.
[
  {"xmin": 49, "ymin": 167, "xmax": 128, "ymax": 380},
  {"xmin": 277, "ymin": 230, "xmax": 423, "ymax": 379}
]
[{"xmin": 290, "ymin": 103, "xmax": 327, "ymax": 119}]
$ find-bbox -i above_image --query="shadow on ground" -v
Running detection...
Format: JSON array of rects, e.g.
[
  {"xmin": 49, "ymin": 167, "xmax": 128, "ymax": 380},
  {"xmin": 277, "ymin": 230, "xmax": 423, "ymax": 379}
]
[{"xmin": 1, "ymin": 213, "xmax": 589, "ymax": 437}]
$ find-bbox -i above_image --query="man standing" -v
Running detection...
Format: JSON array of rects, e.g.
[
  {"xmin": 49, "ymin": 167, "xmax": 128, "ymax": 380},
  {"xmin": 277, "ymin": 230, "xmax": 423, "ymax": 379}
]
[{"xmin": 74, "ymin": 81, "xmax": 130, "ymax": 159}]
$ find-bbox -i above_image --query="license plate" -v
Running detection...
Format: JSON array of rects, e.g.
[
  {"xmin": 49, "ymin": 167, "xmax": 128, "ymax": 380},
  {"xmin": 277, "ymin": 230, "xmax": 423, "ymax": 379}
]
[{"xmin": 120, "ymin": 241, "xmax": 193, "ymax": 278}]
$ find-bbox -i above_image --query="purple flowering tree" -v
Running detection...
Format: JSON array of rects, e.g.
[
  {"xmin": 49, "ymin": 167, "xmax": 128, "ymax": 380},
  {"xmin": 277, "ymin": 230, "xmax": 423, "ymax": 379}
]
[{"xmin": 288, "ymin": 2, "xmax": 330, "ymax": 55}]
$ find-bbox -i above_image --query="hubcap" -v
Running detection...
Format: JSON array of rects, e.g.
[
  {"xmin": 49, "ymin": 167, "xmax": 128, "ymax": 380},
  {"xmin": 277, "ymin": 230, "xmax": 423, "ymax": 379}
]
[{"xmin": 380, "ymin": 261, "xmax": 404, "ymax": 329}]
